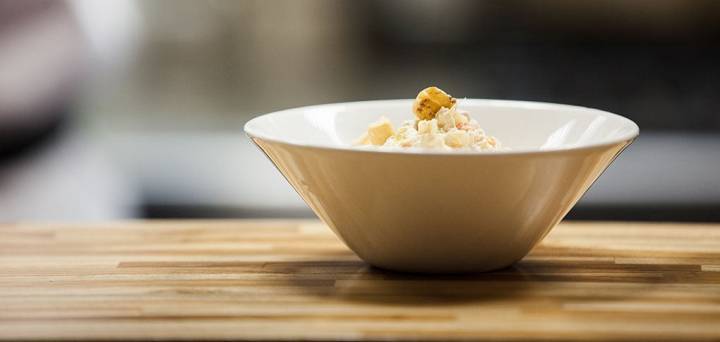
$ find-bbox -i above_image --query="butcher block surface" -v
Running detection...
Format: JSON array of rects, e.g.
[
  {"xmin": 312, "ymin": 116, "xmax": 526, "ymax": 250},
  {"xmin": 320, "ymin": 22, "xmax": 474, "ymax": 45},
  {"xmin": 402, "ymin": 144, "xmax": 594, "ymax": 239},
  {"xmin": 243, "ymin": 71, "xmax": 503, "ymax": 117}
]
[{"xmin": 1, "ymin": 220, "xmax": 719, "ymax": 341}]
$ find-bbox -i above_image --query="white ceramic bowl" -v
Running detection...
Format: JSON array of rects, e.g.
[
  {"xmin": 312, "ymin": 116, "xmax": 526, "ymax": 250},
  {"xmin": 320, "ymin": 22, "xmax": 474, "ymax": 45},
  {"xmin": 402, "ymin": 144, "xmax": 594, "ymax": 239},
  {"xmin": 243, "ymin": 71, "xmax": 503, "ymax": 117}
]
[{"xmin": 245, "ymin": 99, "xmax": 639, "ymax": 273}]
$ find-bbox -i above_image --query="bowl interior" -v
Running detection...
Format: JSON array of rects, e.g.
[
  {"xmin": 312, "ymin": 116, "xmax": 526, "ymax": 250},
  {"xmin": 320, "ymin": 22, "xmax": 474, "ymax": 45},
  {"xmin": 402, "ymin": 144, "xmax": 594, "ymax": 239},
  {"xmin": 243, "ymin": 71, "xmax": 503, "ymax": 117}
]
[{"xmin": 245, "ymin": 99, "xmax": 639, "ymax": 152}]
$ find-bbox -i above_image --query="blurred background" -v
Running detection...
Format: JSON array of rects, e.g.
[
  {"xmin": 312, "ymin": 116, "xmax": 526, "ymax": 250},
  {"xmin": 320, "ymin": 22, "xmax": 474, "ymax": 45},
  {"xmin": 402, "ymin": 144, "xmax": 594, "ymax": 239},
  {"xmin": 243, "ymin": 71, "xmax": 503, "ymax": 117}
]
[{"xmin": 1, "ymin": 0, "xmax": 719, "ymax": 222}]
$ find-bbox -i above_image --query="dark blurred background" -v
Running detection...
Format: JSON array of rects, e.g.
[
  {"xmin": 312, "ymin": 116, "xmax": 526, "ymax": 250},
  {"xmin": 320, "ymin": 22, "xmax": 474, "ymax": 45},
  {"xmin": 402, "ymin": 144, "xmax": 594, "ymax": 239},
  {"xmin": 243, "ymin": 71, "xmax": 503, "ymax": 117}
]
[{"xmin": 1, "ymin": 0, "xmax": 719, "ymax": 221}]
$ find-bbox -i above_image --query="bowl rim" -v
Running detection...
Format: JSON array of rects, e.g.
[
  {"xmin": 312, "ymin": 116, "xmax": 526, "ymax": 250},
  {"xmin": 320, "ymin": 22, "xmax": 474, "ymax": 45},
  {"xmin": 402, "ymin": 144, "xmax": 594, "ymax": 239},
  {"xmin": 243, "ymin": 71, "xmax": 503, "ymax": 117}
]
[{"xmin": 244, "ymin": 99, "xmax": 640, "ymax": 156}]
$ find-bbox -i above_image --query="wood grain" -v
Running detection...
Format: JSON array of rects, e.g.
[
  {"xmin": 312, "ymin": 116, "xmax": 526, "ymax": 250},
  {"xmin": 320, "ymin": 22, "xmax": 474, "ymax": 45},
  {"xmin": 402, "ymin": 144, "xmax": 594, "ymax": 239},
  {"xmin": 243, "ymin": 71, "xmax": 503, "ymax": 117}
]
[{"xmin": 0, "ymin": 220, "xmax": 719, "ymax": 341}]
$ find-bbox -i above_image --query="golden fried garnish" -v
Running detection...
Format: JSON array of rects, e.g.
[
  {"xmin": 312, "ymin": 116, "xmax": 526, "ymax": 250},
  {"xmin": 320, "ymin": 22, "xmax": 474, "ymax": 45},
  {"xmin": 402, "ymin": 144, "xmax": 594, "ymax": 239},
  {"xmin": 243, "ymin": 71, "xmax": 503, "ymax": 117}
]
[{"xmin": 412, "ymin": 86, "xmax": 456, "ymax": 120}]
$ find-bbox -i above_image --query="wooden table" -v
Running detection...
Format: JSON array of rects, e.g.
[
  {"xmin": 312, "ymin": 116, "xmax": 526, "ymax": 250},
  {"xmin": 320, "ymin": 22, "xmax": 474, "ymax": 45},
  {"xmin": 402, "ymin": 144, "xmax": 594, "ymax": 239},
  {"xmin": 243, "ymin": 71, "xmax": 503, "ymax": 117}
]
[{"xmin": 1, "ymin": 220, "xmax": 719, "ymax": 341}]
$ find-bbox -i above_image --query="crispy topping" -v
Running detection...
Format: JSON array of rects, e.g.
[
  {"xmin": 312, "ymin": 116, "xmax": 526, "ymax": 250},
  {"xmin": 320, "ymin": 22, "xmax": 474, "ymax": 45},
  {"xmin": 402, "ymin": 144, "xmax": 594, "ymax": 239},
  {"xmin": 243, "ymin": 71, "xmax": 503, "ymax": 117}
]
[{"xmin": 412, "ymin": 86, "xmax": 456, "ymax": 120}]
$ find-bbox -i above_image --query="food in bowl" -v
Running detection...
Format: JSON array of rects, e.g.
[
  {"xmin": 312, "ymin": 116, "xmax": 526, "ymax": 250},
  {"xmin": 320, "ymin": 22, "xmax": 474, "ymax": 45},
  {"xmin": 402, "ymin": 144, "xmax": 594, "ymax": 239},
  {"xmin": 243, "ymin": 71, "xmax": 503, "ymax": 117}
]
[
  {"xmin": 355, "ymin": 86, "xmax": 503, "ymax": 151},
  {"xmin": 244, "ymin": 98, "xmax": 639, "ymax": 273}
]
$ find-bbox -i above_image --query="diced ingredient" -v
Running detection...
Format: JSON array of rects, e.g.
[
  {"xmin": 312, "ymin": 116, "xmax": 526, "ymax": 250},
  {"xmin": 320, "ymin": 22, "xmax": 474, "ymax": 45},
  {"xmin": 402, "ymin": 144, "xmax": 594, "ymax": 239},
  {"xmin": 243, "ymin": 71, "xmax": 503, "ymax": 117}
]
[{"xmin": 366, "ymin": 117, "xmax": 395, "ymax": 145}]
